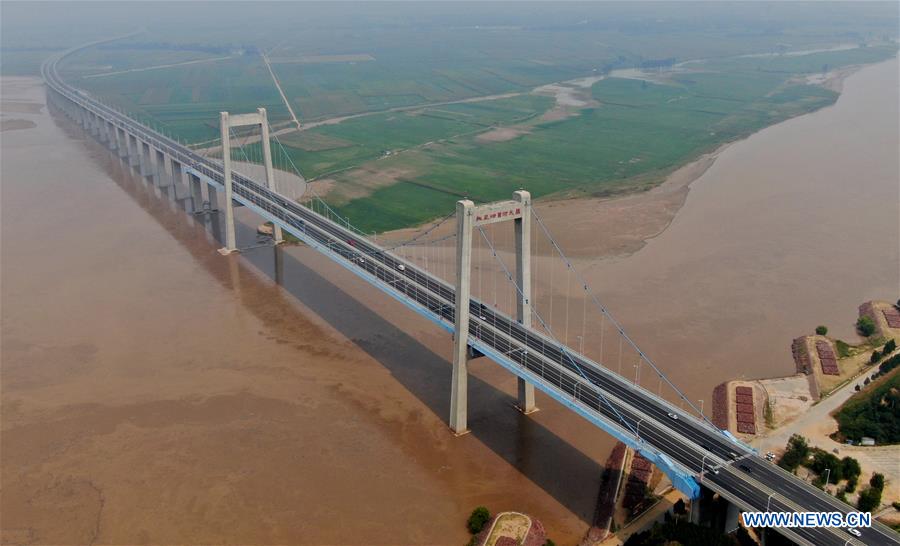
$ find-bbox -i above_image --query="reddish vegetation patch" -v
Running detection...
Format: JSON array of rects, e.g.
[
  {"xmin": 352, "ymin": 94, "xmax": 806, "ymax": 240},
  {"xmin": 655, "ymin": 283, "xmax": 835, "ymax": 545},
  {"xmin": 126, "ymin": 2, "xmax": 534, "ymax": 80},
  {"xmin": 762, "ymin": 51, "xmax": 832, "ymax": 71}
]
[
  {"xmin": 585, "ymin": 442, "xmax": 627, "ymax": 544},
  {"xmin": 792, "ymin": 337, "xmax": 812, "ymax": 374},
  {"xmin": 884, "ymin": 307, "xmax": 900, "ymax": 329},
  {"xmin": 623, "ymin": 453, "xmax": 655, "ymax": 517},
  {"xmin": 859, "ymin": 302, "xmax": 878, "ymax": 321},
  {"xmin": 858, "ymin": 302, "xmax": 885, "ymax": 337},
  {"xmin": 816, "ymin": 340, "xmax": 839, "ymax": 375},
  {"xmin": 733, "ymin": 386, "xmax": 756, "ymax": 434},
  {"xmin": 712, "ymin": 383, "xmax": 728, "ymax": 429},
  {"xmin": 522, "ymin": 519, "xmax": 547, "ymax": 546},
  {"xmin": 737, "ymin": 422, "xmax": 757, "ymax": 434},
  {"xmin": 475, "ymin": 513, "xmax": 546, "ymax": 546}
]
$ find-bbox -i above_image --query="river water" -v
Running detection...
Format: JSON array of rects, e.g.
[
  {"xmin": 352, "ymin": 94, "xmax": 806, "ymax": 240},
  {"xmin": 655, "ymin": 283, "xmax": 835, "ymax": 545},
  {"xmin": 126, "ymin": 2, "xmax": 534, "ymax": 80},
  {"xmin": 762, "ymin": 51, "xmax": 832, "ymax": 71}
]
[
  {"xmin": 581, "ymin": 58, "xmax": 899, "ymax": 403},
  {"xmin": 1, "ymin": 57, "xmax": 897, "ymax": 544}
]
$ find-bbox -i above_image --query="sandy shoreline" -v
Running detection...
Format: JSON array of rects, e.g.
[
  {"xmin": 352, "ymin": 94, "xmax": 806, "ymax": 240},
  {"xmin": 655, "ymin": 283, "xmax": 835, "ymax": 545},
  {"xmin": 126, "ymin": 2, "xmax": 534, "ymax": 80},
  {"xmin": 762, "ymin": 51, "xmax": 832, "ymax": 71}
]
[{"xmin": 532, "ymin": 142, "xmax": 729, "ymax": 261}]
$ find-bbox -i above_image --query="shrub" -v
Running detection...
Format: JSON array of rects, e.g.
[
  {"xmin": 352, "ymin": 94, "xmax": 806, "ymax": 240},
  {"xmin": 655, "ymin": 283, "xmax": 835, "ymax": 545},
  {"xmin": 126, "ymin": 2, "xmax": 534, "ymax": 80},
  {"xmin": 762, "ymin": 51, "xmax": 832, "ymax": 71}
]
[
  {"xmin": 778, "ymin": 434, "xmax": 809, "ymax": 471},
  {"xmin": 467, "ymin": 506, "xmax": 490, "ymax": 534},
  {"xmin": 870, "ymin": 473, "xmax": 885, "ymax": 491},
  {"xmin": 841, "ymin": 457, "xmax": 861, "ymax": 482},
  {"xmin": 836, "ymin": 340, "xmax": 852, "ymax": 358},
  {"xmin": 846, "ymin": 476, "xmax": 858, "ymax": 493},
  {"xmin": 808, "ymin": 449, "xmax": 844, "ymax": 483},
  {"xmin": 892, "ymin": 501, "xmax": 900, "ymax": 511},
  {"xmin": 857, "ymin": 487, "xmax": 882, "ymax": 512},
  {"xmin": 879, "ymin": 353, "xmax": 900, "ymax": 375},
  {"xmin": 816, "ymin": 325, "xmax": 828, "ymax": 336},
  {"xmin": 871, "ymin": 350, "xmax": 882, "ymax": 363},
  {"xmin": 884, "ymin": 339, "xmax": 897, "ymax": 354},
  {"xmin": 857, "ymin": 316, "xmax": 876, "ymax": 337},
  {"xmin": 855, "ymin": 384, "xmax": 861, "ymax": 391}
]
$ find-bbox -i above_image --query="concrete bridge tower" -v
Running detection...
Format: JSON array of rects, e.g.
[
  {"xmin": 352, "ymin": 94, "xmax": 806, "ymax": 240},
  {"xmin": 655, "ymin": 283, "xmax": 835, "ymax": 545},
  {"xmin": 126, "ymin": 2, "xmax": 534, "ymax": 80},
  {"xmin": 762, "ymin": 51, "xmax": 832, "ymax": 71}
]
[
  {"xmin": 450, "ymin": 190, "xmax": 536, "ymax": 434},
  {"xmin": 218, "ymin": 108, "xmax": 283, "ymax": 254}
]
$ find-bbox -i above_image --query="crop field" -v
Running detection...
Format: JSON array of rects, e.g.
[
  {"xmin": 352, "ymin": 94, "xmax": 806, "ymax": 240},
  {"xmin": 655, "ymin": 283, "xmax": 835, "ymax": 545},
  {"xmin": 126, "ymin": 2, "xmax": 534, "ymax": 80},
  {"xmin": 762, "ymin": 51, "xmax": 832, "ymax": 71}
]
[
  {"xmin": 5, "ymin": 2, "xmax": 896, "ymax": 232},
  {"xmin": 312, "ymin": 45, "xmax": 893, "ymax": 232},
  {"xmin": 214, "ymin": 44, "xmax": 897, "ymax": 233},
  {"xmin": 270, "ymin": 94, "xmax": 554, "ymax": 179}
]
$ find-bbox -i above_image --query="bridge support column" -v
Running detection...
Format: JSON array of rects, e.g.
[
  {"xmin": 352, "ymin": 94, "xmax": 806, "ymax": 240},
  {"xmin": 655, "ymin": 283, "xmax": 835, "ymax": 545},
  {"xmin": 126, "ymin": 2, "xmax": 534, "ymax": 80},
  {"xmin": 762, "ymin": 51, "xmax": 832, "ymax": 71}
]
[
  {"xmin": 128, "ymin": 134, "xmax": 140, "ymax": 169},
  {"xmin": 188, "ymin": 172, "xmax": 204, "ymax": 213},
  {"xmin": 91, "ymin": 112, "xmax": 101, "ymax": 138},
  {"xmin": 513, "ymin": 189, "xmax": 536, "ymax": 414},
  {"xmin": 96, "ymin": 116, "xmax": 107, "ymax": 143},
  {"xmin": 218, "ymin": 111, "xmax": 238, "ymax": 254},
  {"xmin": 116, "ymin": 128, "xmax": 128, "ymax": 159},
  {"xmin": 450, "ymin": 199, "xmax": 475, "ymax": 435},
  {"xmin": 139, "ymin": 140, "xmax": 152, "ymax": 177},
  {"xmin": 208, "ymin": 185, "xmax": 219, "ymax": 211},
  {"xmin": 258, "ymin": 108, "xmax": 283, "ymax": 244},
  {"xmin": 170, "ymin": 157, "xmax": 184, "ymax": 203},
  {"xmin": 154, "ymin": 149, "xmax": 167, "ymax": 187},
  {"xmin": 106, "ymin": 122, "xmax": 117, "ymax": 151},
  {"xmin": 724, "ymin": 500, "xmax": 741, "ymax": 534}
]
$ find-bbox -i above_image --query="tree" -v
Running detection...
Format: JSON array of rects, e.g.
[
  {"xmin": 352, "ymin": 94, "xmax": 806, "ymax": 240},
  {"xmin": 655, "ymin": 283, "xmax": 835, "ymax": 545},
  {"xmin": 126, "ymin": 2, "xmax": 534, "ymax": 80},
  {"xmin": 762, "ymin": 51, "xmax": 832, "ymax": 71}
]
[
  {"xmin": 816, "ymin": 325, "xmax": 828, "ymax": 335},
  {"xmin": 870, "ymin": 473, "xmax": 885, "ymax": 491},
  {"xmin": 857, "ymin": 316, "xmax": 876, "ymax": 337},
  {"xmin": 871, "ymin": 350, "xmax": 882, "ymax": 364},
  {"xmin": 884, "ymin": 339, "xmax": 897, "ymax": 354},
  {"xmin": 855, "ymin": 384, "xmax": 861, "ymax": 391},
  {"xmin": 841, "ymin": 457, "xmax": 861, "ymax": 482},
  {"xmin": 808, "ymin": 449, "xmax": 843, "ymax": 483},
  {"xmin": 857, "ymin": 487, "xmax": 882, "ymax": 512},
  {"xmin": 778, "ymin": 434, "xmax": 809, "ymax": 471},
  {"xmin": 467, "ymin": 506, "xmax": 490, "ymax": 534}
]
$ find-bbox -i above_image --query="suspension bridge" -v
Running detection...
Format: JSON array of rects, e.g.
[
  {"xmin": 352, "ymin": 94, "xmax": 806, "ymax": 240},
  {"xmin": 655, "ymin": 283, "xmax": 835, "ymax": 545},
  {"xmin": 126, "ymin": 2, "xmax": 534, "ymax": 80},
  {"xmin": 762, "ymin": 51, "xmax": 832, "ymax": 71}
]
[{"xmin": 41, "ymin": 38, "xmax": 899, "ymax": 546}]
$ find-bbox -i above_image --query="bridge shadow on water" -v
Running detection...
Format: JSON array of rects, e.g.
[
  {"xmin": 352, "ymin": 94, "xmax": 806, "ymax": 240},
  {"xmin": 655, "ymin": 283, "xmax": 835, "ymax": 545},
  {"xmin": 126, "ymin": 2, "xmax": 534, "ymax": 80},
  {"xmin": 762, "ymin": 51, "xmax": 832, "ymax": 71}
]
[{"xmin": 55, "ymin": 106, "xmax": 605, "ymax": 525}]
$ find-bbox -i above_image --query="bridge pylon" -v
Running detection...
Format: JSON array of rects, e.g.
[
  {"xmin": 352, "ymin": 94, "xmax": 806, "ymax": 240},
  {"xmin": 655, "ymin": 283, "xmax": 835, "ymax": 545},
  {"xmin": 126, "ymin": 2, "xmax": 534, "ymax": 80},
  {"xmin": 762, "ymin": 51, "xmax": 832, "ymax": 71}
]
[
  {"xmin": 218, "ymin": 108, "xmax": 283, "ymax": 255},
  {"xmin": 450, "ymin": 191, "xmax": 537, "ymax": 435}
]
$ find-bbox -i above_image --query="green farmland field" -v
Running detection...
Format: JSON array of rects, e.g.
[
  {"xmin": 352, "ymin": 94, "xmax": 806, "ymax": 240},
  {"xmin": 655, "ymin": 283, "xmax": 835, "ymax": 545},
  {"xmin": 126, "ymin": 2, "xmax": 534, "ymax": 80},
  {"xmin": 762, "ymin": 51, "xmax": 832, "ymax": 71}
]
[{"xmin": 9, "ymin": 2, "xmax": 896, "ymax": 232}]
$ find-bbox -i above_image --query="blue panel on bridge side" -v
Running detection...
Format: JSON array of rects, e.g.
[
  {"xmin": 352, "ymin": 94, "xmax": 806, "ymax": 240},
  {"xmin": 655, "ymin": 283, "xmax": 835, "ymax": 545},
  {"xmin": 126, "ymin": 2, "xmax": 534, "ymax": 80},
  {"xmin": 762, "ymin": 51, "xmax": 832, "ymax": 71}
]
[{"xmin": 651, "ymin": 453, "xmax": 701, "ymax": 499}]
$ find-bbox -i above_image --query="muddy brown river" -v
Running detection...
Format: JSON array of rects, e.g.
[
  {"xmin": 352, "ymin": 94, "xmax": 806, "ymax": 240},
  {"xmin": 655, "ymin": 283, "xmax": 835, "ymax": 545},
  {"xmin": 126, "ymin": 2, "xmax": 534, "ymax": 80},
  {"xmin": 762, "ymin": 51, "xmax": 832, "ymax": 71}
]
[{"xmin": 1, "ymin": 57, "xmax": 897, "ymax": 544}]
